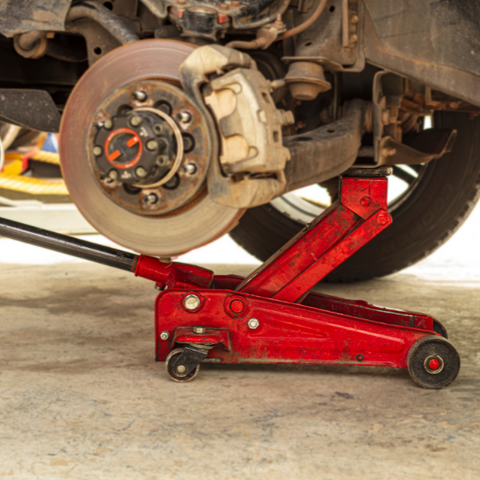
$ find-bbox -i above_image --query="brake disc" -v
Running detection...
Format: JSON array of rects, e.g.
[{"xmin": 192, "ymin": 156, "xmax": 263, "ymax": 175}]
[{"xmin": 59, "ymin": 40, "xmax": 244, "ymax": 255}]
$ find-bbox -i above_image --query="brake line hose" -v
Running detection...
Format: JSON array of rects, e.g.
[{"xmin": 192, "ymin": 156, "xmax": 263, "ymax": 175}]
[{"xmin": 277, "ymin": 0, "xmax": 328, "ymax": 40}]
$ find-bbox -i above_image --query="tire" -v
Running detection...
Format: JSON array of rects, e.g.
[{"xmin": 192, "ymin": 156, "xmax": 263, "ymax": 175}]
[
  {"xmin": 230, "ymin": 112, "xmax": 480, "ymax": 281},
  {"xmin": 407, "ymin": 336, "xmax": 460, "ymax": 389}
]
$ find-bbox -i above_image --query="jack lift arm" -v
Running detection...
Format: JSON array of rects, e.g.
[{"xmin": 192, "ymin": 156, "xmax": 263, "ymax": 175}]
[{"xmin": 0, "ymin": 168, "xmax": 460, "ymax": 389}]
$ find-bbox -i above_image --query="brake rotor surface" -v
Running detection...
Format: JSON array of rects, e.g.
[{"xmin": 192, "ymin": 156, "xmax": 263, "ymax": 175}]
[{"xmin": 60, "ymin": 40, "xmax": 244, "ymax": 255}]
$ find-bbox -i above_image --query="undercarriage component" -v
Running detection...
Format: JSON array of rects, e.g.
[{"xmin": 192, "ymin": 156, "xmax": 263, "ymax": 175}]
[
  {"xmin": 162, "ymin": 0, "xmax": 290, "ymax": 40},
  {"xmin": 284, "ymin": 61, "xmax": 331, "ymax": 101},
  {"xmin": 0, "ymin": 89, "xmax": 61, "ymax": 133},
  {"xmin": 0, "ymin": 169, "xmax": 461, "ymax": 389},
  {"xmin": 282, "ymin": 99, "xmax": 369, "ymax": 192},
  {"xmin": 60, "ymin": 39, "xmax": 244, "ymax": 255}
]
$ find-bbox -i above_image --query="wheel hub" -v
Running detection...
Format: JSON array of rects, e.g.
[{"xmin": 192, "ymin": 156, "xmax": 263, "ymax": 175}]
[
  {"xmin": 59, "ymin": 40, "xmax": 244, "ymax": 255},
  {"xmin": 88, "ymin": 79, "xmax": 208, "ymax": 216}
]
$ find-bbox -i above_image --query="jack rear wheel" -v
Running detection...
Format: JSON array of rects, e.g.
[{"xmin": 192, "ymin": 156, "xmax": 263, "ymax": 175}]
[
  {"xmin": 407, "ymin": 336, "xmax": 460, "ymax": 389},
  {"xmin": 165, "ymin": 348, "xmax": 200, "ymax": 383}
]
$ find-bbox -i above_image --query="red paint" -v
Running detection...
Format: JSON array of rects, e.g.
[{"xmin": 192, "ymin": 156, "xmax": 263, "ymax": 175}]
[
  {"xmin": 230, "ymin": 299, "xmax": 244, "ymax": 313},
  {"xmin": 131, "ymin": 173, "xmax": 442, "ymax": 375},
  {"xmin": 429, "ymin": 358, "xmax": 440, "ymax": 370}
]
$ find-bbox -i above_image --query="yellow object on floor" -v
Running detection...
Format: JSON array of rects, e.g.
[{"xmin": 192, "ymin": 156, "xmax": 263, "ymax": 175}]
[{"xmin": 0, "ymin": 174, "xmax": 68, "ymax": 195}]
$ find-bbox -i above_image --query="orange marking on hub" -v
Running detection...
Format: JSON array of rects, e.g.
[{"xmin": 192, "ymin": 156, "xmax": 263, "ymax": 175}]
[
  {"xmin": 107, "ymin": 149, "xmax": 121, "ymax": 162},
  {"xmin": 127, "ymin": 136, "xmax": 139, "ymax": 148}
]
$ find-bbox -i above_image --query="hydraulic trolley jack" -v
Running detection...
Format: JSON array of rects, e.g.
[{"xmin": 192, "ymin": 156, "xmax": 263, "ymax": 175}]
[{"xmin": 0, "ymin": 168, "xmax": 460, "ymax": 389}]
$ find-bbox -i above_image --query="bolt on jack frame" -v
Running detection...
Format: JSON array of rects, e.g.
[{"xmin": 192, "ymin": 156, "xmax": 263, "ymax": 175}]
[{"xmin": 0, "ymin": 167, "xmax": 460, "ymax": 389}]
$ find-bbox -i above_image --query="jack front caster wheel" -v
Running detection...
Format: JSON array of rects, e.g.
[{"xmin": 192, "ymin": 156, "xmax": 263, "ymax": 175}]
[
  {"xmin": 165, "ymin": 348, "xmax": 200, "ymax": 383},
  {"xmin": 407, "ymin": 336, "xmax": 460, "ymax": 389}
]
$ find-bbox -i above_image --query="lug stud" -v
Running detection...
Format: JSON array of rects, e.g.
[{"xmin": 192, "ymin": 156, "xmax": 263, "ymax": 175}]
[
  {"xmin": 143, "ymin": 193, "xmax": 159, "ymax": 205},
  {"xmin": 104, "ymin": 119, "xmax": 113, "ymax": 130},
  {"xmin": 108, "ymin": 170, "xmax": 118, "ymax": 181},
  {"xmin": 177, "ymin": 110, "xmax": 192, "ymax": 124},
  {"xmin": 133, "ymin": 90, "xmax": 147, "ymax": 102},
  {"xmin": 183, "ymin": 163, "xmax": 197, "ymax": 175},
  {"xmin": 93, "ymin": 146, "xmax": 103, "ymax": 157}
]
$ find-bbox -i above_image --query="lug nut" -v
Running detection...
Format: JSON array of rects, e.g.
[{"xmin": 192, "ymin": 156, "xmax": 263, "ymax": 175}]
[
  {"xmin": 184, "ymin": 294, "xmax": 201, "ymax": 311},
  {"xmin": 183, "ymin": 163, "xmax": 197, "ymax": 175},
  {"xmin": 154, "ymin": 124, "xmax": 165, "ymax": 135},
  {"xmin": 177, "ymin": 111, "xmax": 192, "ymax": 124},
  {"xmin": 130, "ymin": 115, "xmax": 142, "ymax": 127},
  {"xmin": 143, "ymin": 193, "xmax": 159, "ymax": 205},
  {"xmin": 146, "ymin": 140, "xmax": 159, "ymax": 151},
  {"xmin": 248, "ymin": 318, "xmax": 260, "ymax": 329},
  {"xmin": 160, "ymin": 331, "xmax": 169, "ymax": 341},
  {"xmin": 133, "ymin": 90, "xmax": 147, "ymax": 102},
  {"xmin": 104, "ymin": 119, "xmax": 113, "ymax": 130},
  {"xmin": 193, "ymin": 326, "xmax": 206, "ymax": 334},
  {"xmin": 136, "ymin": 167, "xmax": 148, "ymax": 178},
  {"xmin": 157, "ymin": 155, "xmax": 170, "ymax": 167},
  {"xmin": 108, "ymin": 170, "xmax": 118, "ymax": 181},
  {"xmin": 93, "ymin": 146, "xmax": 103, "ymax": 157}
]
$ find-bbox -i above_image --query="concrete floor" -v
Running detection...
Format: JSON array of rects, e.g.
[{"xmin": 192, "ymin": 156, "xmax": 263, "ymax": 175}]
[{"xmin": 1, "ymin": 207, "xmax": 480, "ymax": 479}]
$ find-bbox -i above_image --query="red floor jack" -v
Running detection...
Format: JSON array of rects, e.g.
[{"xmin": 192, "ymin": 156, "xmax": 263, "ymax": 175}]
[{"xmin": 0, "ymin": 168, "xmax": 460, "ymax": 389}]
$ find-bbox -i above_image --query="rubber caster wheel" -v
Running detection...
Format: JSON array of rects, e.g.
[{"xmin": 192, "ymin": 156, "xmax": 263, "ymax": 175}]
[
  {"xmin": 407, "ymin": 336, "xmax": 460, "ymax": 389},
  {"xmin": 432, "ymin": 318, "xmax": 448, "ymax": 339},
  {"xmin": 165, "ymin": 348, "xmax": 200, "ymax": 383}
]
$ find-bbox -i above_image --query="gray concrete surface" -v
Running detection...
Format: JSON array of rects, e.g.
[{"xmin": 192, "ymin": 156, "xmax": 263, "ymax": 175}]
[{"xmin": 0, "ymin": 206, "xmax": 479, "ymax": 479}]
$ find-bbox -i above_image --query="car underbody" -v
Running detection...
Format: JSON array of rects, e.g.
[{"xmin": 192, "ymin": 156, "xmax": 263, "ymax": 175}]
[{"xmin": 0, "ymin": 0, "xmax": 479, "ymax": 277}]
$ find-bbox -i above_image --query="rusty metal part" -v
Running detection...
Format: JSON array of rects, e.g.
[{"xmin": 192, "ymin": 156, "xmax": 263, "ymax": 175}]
[
  {"xmin": 0, "ymin": 89, "xmax": 61, "ymax": 133},
  {"xmin": 13, "ymin": 33, "xmax": 48, "ymax": 59},
  {"xmin": 179, "ymin": 44, "xmax": 293, "ymax": 209},
  {"xmin": 225, "ymin": 15, "xmax": 286, "ymax": 50},
  {"xmin": 284, "ymin": 61, "xmax": 331, "ymax": 100},
  {"xmin": 282, "ymin": 99, "xmax": 369, "ymax": 192},
  {"xmin": 289, "ymin": 0, "xmax": 364, "ymax": 72},
  {"xmin": 377, "ymin": 129, "xmax": 457, "ymax": 167},
  {"xmin": 88, "ymin": 79, "xmax": 210, "ymax": 216},
  {"xmin": 133, "ymin": 107, "xmax": 185, "ymax": 188},
  {"xmin": 164, "ymin": 0, "xmax": 289, "ymax": 33},
  {"xmin": 363, "ymin": 1, "xmax": 480, "ymax": 108},
  {"xmin": 66, "ymin": 1, "xmax": 140, "ymax": 45},
  {"xmin": 17, "ymin": 30, "xmax": 45, "ymax": 51},
  {"xmin": 0, "ymin": 0, "xmax": 71, "ymax": 37},
  {"xmin": 140, "ymin": 0, "xmax": 168, "ymax": 19},
  {"xmin": 277, "ymin": 0, "xmax": 328, "ymax": 40},
  {"xmin": 60, "ymin": 39, "xmax": 244, "ymax": 255}
]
